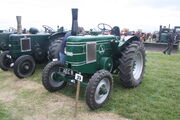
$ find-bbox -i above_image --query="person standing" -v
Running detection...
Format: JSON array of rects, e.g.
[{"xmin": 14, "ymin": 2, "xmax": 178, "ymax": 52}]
[
  {"xmin": 59, "ymin": 31, "xmax": 71, "ymax": 64},
  {"xmin": 163, "ymin": 30, "xmax": 175, "ymax": 55},
  {"xmin": 59, "ymin": 27, "xmax": 85, "ymax": 64}
]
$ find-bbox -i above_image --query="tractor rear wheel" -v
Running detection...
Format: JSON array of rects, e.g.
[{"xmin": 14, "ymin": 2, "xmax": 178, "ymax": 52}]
[
  {"xmin": 0, "ymin": 51, "xmax": 13, "ymax": 71},
  {"xmin": 42, "ymin": 61, "xmax": 67, "ymax": 92},
  {"xmin": 14, "ymin": 55, "xmax": 36, "ymax": 78},
  {"xmin": 85, "ymin": 70, "xmax": 113, "ymax": 110},
  {"xmin": 48, "ymin": 39, "xmax": 63, "ymax": 61},
  {"xmin": 118, "ymin": 41, "xmax": 146, "ymax": 88}
]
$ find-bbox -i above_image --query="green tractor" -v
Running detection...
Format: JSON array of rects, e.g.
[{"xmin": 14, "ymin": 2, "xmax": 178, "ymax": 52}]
[
  {"xmin": 0, "ymin": 16, "xmax": 66, "ymax": 78},
  {"xmin": 42, "ymin": 9, "xmax": 146, "ymax": 110},
  {"xmin": 144, "ymin": 25, "xmax": 179, "ymax": 52},
  {"xmin": 0, "ymin": 32, "xmax": 12, "ymax": 52},
  {"xmin": 0, "ymin": 27, "xmax": 17, "ymax": 52}
]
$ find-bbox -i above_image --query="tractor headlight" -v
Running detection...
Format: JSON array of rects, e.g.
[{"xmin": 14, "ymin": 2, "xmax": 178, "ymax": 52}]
[{"xmin": 65, "ymin": 47, "xmax": 73, "ymax": 56}]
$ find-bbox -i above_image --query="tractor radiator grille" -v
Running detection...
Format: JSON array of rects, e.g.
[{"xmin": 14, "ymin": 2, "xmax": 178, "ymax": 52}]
[
  {"xmin": 86, "ymin": 42, "xmax": 96, "ymax": 63},
  {"xmin": 20, "ymin": 37, "xmax": 31, "ymax": 52}
]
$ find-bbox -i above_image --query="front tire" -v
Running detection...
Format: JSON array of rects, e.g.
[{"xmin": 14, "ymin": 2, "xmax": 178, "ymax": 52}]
[
  {"xmin": 0, "ymin": 51, "xmax": 13, "ymax": 71},
  {"xmin": 118, "ymin": 41, "xmax": 146, "ymax": 88},
  {"xmin": 42, "ymin": 61, "xmax": 67, "ymax": 92},
  {"xmin": 14, "ymin": 55, "xmax": 36, "ymax": 78},
  {"xmin": 85, "ymin": 70, "xmax": 113, "ymax": 110}
]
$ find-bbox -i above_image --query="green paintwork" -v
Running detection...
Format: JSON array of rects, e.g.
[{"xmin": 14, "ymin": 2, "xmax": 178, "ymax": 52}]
[
  {"xmin": 66, "ymin": 35, "xmax": 115, "ymax": 74},
  {"xmin": 99, "ymin": 57, "xmax": 113, "ymax": 71},
  {"xmin": 0, "ymin": 33, "xmax": 12, "ymax": 51},
  {"xmin": 159, "ymin": 33, "xmax": 168, "ymax": 43},
  {"xmin": 65, "ymin": 35, "xmax": 137, "ymax": 74},
  {"xmin": 9, "ymin": 34, "xmax": 50, "ymax": 59}
]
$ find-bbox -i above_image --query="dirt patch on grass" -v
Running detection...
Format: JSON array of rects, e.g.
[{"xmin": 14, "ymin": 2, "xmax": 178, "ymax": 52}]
[
  {"xmin": 0, "ymin": 90, "xmax": 17, "ymax": 102},
  {"xmin": 0, "ymin": 70, "xmax": 130, "ymax": 120}
]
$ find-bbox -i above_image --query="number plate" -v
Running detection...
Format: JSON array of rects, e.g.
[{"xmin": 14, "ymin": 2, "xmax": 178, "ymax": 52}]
[
  {"xmin": 62, "ymin": 68, "xmax": 75, "ymax": 76},
  {"xmin": 75, "ymin": 73, "xmax": 83, "ymax": 82}
]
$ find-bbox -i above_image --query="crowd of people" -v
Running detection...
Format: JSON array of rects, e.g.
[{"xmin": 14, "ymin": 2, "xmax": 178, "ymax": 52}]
[{"xmin": 121, "ymin": 31, "xmax": 158, "ymax": 42}]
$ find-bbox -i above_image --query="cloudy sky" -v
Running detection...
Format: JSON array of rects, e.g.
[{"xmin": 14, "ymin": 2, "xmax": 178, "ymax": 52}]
[{"xmin": 0, "ymin": 0, "xmax": 180, "ymax": 32}]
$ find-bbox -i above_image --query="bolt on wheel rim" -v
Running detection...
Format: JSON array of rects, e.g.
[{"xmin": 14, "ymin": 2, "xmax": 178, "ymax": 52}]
[
  {"xmin": 133, "ymin": 51, "xmax": 143, "ymax": 81},
  {"xmin": 95, "ymin": 78, "xmax": 110, "ymax": 104}
]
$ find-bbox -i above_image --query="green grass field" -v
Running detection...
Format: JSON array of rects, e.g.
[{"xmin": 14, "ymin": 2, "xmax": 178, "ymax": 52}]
[{"xmin": 0, "ymin": 52, "xmax": 180, "ymax": 120}]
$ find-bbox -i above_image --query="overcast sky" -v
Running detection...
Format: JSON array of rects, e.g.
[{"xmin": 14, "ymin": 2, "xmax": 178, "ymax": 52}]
[{"xmin": 0, "ymin": 0, "xmax": 180, "ymax": 32}]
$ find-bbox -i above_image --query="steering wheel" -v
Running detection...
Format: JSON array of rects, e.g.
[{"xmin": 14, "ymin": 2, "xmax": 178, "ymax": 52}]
[
  {"xmin": 97, "ymin": 23, "xmax": 112, "ymax": 32},
  {"xmin": 42, "ymin": 25, "xmax": 54, "ymax": 33}
]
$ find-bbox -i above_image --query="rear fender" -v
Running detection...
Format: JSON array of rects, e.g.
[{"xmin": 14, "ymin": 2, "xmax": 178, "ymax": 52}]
[
  {"xmin": 118, "ymin": 35, "xmax": 140, "ymax": 50},
  {"xmin": 49, "ymin": 32, "xmax": 67, "ymax": 40}
]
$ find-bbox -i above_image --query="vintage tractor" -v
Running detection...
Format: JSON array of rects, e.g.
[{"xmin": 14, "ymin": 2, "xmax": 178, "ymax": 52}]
[
  {"xmin": 0, "ymin": 27, "xmax": 17, "ymax": 53},
  {"xmin": 144, "ymin": 25, "xmax": 179, "ymax": 52},
  {"xmin": 42, "ymin": 9, "xmax": 146, "ymax": 110},
  {"xmin": 0, "ymin": 32, "xmax": 12, "ymax": 52},
  {"xmin": 0, "ymin": 16, "xmax": 66, "ymax": 78}
]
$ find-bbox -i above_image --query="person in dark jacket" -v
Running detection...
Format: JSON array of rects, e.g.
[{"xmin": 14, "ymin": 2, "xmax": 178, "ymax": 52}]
[
  {"xmin": 59, "ymin": 31, "xmax": 71, "ymax": 64},
  {"xmin": 163, "ymin": 30, "xmax": 175, "ymax": 55},
  {"xmin": 59, "ymin": 27, "xmax": 85, "ymax": 64}
]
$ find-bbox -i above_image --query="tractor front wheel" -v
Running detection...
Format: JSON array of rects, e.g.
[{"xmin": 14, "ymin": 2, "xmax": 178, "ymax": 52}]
[
  {"xmin": 42, "ymin": 61, "xmax": 67, "ymax": 92},
  {"xmin": 14, "ymin": 55, "xmax": 36, "ymax": 78},
  {"xmin": 85, "ymin": 70, "xmax": 113, "ymax": 110},
  {"xmin": 0, "ymin": 51, "xmax": 13, "ymax": 71},
  {"xmin": 118, "ymin": 41, "xmax": 146, "ymax": 88}
]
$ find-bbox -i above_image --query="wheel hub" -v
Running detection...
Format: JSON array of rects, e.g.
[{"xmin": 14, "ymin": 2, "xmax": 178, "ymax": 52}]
[
  {"xmin": 133, "ymin": 51, "xmax": 143, "ymax": 81},
  {"xmin": 99, "ymin": 86, "xmax": 108, "ymax": 95},
  {"xmin": 49, "ymin": 71, "xmax": 65, "ymax": 88},
  {"xmin": 24, "ymin": 65, "xmax": 30, "ymax": 70},
  {"xmin": 95, "ymin": 78, "xmax": 110, "ymax": 104}
]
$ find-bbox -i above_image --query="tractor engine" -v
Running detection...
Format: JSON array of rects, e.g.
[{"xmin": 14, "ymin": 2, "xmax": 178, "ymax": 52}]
[
  {"xmin": 65, "ymin": 9, "xmax": 119, "ymax": 74},
  {"xmin": 66, "ymin": 35, "xmax": 117, "ymax": 74}
]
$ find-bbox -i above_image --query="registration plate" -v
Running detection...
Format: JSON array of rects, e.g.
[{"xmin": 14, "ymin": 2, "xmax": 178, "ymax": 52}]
[{"xmin": 61, "ymin": 68, "xmax": 75, "ymax": 76}]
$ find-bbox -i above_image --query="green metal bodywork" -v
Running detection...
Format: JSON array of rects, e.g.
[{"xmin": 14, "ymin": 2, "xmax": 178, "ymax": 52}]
[
  {"xmin": 159, "ymin": 28, "xmax": 170, "ymax": 43},
  {"xmin": 9, "ymin": 34, "xmax": 50, "ymax": 60},
  {"xmin": 0, "ymin": 33, "xmax": 12, "ymax": 51},
  {"xmin": 159, "ymin": 33, "xmax": 168, "ymax": 43},
  {"xmin": 65, "ymin": 35, "xmax": 136, "ymax": 74}
]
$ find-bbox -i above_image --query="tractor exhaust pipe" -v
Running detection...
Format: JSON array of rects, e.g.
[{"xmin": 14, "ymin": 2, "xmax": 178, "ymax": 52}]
[
  {"xmin": 159, "ymin": 25, "xmax": 162, "ymax": 41},
  {"xmin": 71, "ymin": 8, "xmax": 78, "ymax": 36},
  {"xmin": 16, "ymin": 16, "xmax": 22, "ymax": 34}
]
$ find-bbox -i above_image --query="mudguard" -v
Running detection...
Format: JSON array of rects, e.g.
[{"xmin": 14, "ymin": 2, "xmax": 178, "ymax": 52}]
[
  {"xmin": 49, "ymin": 32, "xmax": 67, "ymax": 40},
  {"xmin": 118, "ymin": 35, "xmax": 140, "ymax": 49}
]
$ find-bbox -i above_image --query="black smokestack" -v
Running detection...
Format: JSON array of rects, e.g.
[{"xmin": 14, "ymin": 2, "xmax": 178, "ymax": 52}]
[
  {"xmin": 159, "ymin": 25, "xmax": 162, "ymax": 32},
  {"xmin": 71, "ymin": 8, "xmax": 78, "ymax": 36}
]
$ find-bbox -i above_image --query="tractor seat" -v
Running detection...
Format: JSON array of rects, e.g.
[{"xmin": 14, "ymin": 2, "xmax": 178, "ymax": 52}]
[{"xmin": 111, "ymin": 26, "xmax": 120, "ymax": 36}]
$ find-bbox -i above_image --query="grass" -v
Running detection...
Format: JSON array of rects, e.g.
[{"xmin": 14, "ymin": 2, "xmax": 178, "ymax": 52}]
[
  {"xmin": 0, "ymin": 104, "xmax": 13, "ymax": 120},
  {"xmin": 0, "ymin": 51, "xmax": 180, "ymax": 120}
]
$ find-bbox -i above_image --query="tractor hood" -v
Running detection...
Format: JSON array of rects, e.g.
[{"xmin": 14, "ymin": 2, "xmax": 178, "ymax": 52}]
[
  {"xmin": 67, "ymin": 35, "xmax": 116, "ymax": 43},
  {"xmin": 66, "ymin": 35, "xmax": 116, "ymax": 74}
]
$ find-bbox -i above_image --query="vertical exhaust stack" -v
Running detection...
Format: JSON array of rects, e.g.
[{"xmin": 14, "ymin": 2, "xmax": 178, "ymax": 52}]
[
  {"xmin": 71, "ymin": 8, "xmax": 78, "ymax": 36},
  {"xmin": 16, "ymin": 16, "xmax": 22, "ymax": 34},
  {"xmin": 159, "ymin": 25, "xmax": 162, "ymax": 32},
  {"xmin": 168, "ymin": 24, "xmax": 170, "ymax": 29},
  {"xmin": 159, "ymin": 25, "xmax": 162, "ymax": 41}
]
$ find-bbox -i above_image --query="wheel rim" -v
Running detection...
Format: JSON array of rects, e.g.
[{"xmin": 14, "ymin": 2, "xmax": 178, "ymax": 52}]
[
  {"xmin": 133, "ymin": 51, "xmax": 143, "ymax": 81},
  {"xmin": 95, "ymin": 78, "xmax": 110, "ymax": 104},
  {"xmin": 49, "ymin": 67, "xmax": 65, "ymax": 88},
  {"xmin": 19, "ymin": 60, "xmax": 33, "ymax": 75}
]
